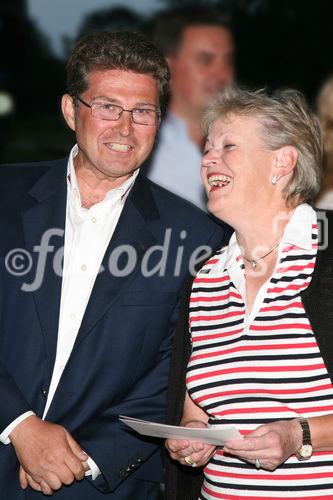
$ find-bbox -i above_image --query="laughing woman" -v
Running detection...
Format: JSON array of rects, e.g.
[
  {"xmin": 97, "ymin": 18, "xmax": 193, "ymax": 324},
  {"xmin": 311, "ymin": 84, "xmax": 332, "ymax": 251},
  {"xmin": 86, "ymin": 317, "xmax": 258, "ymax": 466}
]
[{"xmin": 165, "ymin": 87, "xmax": 333, "ymax": 500}]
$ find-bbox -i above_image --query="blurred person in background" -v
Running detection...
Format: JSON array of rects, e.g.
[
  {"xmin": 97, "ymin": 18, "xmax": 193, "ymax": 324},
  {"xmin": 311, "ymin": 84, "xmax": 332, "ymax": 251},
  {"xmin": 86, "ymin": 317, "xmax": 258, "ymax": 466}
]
[
  {"xmin": 147, "ymin": 6, "xmax": 234, "ymax": 211},
  {"xmin": 315, "ymin": 75, "xmax": 333, "ymax": 209},
  {"xmin": 164, "ymin": 87, "xmax": 333, "ymax": 500}
]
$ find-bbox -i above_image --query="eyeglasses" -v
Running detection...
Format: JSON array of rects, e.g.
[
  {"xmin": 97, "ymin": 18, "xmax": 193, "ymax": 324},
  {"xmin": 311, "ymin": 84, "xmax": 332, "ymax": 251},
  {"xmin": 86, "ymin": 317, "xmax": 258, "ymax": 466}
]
[{"xmin": 76, "ymin": 96, "xmax": 161, "ymax": 126}]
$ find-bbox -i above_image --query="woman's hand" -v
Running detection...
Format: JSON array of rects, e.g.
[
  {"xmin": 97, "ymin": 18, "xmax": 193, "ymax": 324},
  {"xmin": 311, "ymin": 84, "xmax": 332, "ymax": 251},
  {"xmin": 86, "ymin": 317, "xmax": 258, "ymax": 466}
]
[
  {"xmin": 223, "ymin": 419, "xmax": 301, "ymax": 471},
  {"xmin": 165, "ymin": 420, "xmax": 216, "ymax": 467}
]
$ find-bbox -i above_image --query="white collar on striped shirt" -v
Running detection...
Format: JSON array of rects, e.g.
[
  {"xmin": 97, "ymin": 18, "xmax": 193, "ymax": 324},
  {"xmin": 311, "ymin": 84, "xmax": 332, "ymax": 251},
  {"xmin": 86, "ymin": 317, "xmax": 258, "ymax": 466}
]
[
  {"xmin": 212, "ymin": 203, "xmax": 316, "ymax": 273},
  {"xmin": 282, "ymin": 203, "xmax": 316, "ymax": 251}
]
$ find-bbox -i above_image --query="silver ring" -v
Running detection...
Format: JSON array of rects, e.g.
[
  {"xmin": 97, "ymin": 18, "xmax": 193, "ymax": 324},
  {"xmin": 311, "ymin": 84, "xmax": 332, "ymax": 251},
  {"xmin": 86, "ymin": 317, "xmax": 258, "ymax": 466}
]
[
  {"xmin": 184, "ymin": 456, "xmax": 197, "ymax": 467},
  {"xmin": 255, "ymin": 458, "xmax": 261, "ymax": 469}
]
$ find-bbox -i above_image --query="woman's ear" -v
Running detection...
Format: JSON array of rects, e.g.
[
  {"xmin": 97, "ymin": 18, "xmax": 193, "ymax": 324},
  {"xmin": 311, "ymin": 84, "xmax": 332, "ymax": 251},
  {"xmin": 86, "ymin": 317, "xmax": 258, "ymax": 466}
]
[
  {"xmin": 274, "ymin": 146, "xmax": 298, "ymax": 181},
  {"xmin": 61, "ymin": 94, "xmax": 76, "ymax": 131}
]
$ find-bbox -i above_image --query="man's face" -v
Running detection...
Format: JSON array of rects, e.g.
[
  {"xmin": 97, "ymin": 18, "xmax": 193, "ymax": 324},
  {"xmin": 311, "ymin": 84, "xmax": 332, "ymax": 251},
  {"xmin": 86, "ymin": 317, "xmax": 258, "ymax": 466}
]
[
  {"xmin": 168, "ymin": 25, "xmax": 234, "ymax": 115},
  {"xmin": 62, "ymin": 69, "xmax": 159, "ymax": 187}
]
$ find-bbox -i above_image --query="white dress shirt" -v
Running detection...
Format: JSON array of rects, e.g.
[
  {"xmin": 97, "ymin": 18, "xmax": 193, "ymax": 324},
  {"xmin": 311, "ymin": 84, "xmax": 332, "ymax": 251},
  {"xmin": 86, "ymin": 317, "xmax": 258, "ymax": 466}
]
[{"xmin": 0, "ymin": 145, "xmax": 139, "ymax": 480}]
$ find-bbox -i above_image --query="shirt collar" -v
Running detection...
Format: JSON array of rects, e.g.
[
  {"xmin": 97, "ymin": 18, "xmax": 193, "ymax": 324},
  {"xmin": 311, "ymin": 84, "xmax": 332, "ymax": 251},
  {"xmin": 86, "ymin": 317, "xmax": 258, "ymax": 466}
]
[
  {"xmin": 281, "ymin": 203, "xmax": 315, "ymax": 250},
  {"xmin": 223, "ymin": 232, "xmax": 241, "ymax": 271},
  {"xmin": 218, "ymin": 203, "xmax": 316, "ymax": 272},
  {"xmin": 66, "ymin": 144, "xmax": 139, "ymax": 206}
]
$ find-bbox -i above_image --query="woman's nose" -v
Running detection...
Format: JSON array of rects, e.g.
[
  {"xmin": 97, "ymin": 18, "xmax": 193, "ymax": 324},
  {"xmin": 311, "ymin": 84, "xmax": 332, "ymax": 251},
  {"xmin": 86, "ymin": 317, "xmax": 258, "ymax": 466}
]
[{"xmin": 202, "ymin": 151, "xmax": 219, "ymax": 167}]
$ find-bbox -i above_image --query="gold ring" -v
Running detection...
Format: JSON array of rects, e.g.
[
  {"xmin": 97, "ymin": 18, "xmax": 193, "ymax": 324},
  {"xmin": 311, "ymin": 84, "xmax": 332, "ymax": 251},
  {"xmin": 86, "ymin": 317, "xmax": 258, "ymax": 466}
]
[{"xmin": 184, "ymin": 456, "xmax": 195, "ymax": 466}]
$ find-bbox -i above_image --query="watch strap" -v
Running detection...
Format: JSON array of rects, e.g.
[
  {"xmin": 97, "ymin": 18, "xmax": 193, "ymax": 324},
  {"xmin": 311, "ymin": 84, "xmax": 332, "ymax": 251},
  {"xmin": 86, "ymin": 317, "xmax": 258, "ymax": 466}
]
[
  {"xmin": 296, "ymin": 418, "xmax": 313, "ymax": 460},
  {"xmin": 299, "ymin": 418, "xmax": 312, "ymax": 446}
]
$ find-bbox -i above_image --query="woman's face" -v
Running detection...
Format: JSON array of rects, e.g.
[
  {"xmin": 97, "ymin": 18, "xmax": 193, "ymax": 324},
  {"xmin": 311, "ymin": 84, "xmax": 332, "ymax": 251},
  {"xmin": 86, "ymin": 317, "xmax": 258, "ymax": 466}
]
[{"xmin": 201, "ymin": 113, "xmax": 278, "ymax": 224}]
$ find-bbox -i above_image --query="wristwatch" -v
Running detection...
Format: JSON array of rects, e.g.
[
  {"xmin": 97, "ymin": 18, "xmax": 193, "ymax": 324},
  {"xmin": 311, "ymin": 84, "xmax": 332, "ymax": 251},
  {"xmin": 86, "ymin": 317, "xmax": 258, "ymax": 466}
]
[{"xmin": 296, "ymin": 418, "xmax": 313, "ymax": 461}]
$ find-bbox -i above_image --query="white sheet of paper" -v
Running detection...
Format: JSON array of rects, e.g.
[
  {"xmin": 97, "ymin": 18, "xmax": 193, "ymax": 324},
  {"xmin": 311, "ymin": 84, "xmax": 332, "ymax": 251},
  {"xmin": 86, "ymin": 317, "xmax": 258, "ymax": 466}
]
[{"xmin": 119, "ymin": 416, "xmax": 241, "ymax": 446}]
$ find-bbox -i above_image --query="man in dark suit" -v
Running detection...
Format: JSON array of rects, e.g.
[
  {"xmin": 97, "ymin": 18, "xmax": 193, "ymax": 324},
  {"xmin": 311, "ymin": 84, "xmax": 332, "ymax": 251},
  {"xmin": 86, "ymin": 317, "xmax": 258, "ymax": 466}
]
[{"xmin": 0, "ymin": 31, "xmax": 226, "ymax": 499}]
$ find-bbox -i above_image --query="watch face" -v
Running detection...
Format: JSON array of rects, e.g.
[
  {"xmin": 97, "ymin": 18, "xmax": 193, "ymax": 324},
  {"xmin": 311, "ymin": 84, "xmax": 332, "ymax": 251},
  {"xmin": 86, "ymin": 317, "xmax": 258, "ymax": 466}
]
[{"xmin": 299, "ymin": 444, "xmax": 313, "ymax": 458}]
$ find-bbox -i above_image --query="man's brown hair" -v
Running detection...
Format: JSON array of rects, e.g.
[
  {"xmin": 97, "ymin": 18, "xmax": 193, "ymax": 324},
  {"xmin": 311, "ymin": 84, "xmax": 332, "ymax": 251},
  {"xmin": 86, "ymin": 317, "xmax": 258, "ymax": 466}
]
[{"xmin": 66, "ymin": 30, "xmax": 170, "ymax": 105}]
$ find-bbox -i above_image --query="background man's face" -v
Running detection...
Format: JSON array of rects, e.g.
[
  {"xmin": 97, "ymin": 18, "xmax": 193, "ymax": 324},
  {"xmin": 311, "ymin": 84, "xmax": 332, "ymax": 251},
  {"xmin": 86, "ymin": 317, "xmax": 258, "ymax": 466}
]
[{"xmin": 168, "ymin": 25, "xmax": 234, "ymax": 115}]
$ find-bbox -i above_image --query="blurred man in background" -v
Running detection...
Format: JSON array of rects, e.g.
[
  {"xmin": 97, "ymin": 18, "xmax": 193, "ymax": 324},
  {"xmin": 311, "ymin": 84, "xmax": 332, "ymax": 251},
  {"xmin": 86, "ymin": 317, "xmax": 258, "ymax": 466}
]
[{"xmin": 147, "ymin": 7, "xmax": 235, "ymax": 211}]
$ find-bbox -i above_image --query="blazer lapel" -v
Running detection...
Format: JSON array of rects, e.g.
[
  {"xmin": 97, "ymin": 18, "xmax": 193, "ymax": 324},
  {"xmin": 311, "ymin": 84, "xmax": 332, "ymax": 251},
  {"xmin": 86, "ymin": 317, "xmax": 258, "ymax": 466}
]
[
  {"xmin": 75, "ymin": 174, "xmax": 160, "ymax": 346},
  {"xmin": 21, "ymin": 160, "xmax": 67, "ymax": 369}
]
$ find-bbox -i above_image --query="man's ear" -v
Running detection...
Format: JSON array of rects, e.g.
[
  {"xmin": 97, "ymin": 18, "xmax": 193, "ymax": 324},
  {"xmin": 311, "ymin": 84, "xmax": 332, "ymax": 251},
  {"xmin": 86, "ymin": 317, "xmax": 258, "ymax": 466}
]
[
  {"xmin": 61, "ymin": 94, "xmax": 76, "ymax": 131},
  {"xmin": 274, "ymin": 145, "xmax": 298, "ymax": 180}
]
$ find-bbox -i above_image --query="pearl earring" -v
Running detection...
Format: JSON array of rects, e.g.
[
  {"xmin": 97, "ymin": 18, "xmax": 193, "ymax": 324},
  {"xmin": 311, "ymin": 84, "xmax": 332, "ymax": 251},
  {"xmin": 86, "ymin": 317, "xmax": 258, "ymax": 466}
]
[{"xmin": 272, "ymin": 175, "xmax": 279, "ymax": 185}]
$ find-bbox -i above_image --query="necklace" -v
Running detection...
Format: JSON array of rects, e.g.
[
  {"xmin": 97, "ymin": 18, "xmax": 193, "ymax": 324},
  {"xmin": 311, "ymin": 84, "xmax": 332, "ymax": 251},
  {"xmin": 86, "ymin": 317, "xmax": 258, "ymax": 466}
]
[{"xmin": 242, "ymin": 242, "xmax": 280, "ymax": 269}]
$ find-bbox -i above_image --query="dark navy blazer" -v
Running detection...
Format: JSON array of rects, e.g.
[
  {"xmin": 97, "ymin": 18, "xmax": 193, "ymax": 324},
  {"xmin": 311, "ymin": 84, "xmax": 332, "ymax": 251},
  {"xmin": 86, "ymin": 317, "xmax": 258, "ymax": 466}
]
[{"xmin": 0, "ymin": 158, "xmax": 226, "ymax": 499}]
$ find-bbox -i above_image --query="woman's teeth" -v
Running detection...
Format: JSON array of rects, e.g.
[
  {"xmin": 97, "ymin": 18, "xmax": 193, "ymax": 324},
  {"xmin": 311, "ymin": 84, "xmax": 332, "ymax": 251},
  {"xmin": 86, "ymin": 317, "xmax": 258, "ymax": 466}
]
[{"xmin": 208, "ymin": 174, "xmax": 231, "ymax": 187}]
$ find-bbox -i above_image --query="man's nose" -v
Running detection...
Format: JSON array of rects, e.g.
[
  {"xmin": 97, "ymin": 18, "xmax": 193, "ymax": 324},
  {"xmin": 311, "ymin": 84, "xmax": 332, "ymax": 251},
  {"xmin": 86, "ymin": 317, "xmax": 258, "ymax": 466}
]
[{"xmin": 114, "ymin": 110, "xmax": 133, "ymax": 136}]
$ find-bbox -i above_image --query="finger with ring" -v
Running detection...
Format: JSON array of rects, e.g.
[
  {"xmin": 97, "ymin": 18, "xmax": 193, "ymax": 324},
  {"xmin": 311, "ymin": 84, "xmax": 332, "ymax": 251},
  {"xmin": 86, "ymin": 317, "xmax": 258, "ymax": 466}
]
[
  {"xmin": 184, "ymin": 455, "xmax": 197, "ymax": 467},
  {"xmin": 255, "ymin": 458, "xmax": 261, "ymax": 469}
]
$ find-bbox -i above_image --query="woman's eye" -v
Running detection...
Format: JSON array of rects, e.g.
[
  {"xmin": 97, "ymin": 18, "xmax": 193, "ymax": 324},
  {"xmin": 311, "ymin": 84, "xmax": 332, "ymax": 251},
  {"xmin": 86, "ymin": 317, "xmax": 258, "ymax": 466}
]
[{"xmin": 224, "ymin": 144, "xmax": 235, "ymax": 150}]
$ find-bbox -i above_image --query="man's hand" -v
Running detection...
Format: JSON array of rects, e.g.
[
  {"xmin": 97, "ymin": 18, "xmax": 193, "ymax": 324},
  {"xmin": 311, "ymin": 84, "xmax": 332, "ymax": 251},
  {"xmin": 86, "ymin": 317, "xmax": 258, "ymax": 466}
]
[
  {"xmin": 19, "ymin": 461, "xmax": 91, "ymax": 495},
  {"xmin": 10, "ymin": 415, "xmax": 87, "ymax": 495}
]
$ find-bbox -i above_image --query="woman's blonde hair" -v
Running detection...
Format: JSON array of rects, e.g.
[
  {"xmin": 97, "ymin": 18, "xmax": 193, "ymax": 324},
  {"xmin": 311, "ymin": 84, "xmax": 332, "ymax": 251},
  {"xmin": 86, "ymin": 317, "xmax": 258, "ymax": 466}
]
[{"xmin": 202, "ymin": 86, "xmax": 323, "ymax": 204}]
